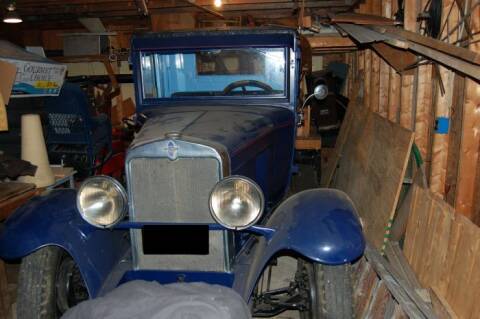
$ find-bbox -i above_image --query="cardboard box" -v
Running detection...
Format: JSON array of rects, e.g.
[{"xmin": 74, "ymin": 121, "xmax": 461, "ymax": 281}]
[
  {"xmin": 0, "ymin": 40, "xmax": 66, "ymax": 97},
  {"xmin": 0, "ymin": 60, "xmax": 16, "ymax": 131},
  {"xmin": 0, "ymin": 60, "xmax": 16, "ymax": 105}
]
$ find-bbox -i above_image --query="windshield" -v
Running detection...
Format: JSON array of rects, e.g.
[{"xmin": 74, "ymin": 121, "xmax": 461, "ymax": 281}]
[{"xmin": 140, "ymin": 47, "xmax": 286, "ymax": 99}]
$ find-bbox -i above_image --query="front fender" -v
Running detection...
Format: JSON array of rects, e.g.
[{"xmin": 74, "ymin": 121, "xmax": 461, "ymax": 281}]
[
  {"xmin": 0, "ymin": 189, "xmax": 129, "ymax": 298},
  {"xmin": 233, "ymin": 188, "xmax": 365, "ymax": 300},
  {"xmin": 266, "ymin": 188, "xmax": 365, "ymax": 264}
]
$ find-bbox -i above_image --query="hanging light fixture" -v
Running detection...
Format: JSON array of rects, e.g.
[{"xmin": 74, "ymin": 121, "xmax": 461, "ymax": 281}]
[
  {"xmin": 3, "ymin": 3, "xmax": 22, "ymax": 24},
  {"xmin": 214, "ymin": 0, "xmax": 222, "ymax": 8}
]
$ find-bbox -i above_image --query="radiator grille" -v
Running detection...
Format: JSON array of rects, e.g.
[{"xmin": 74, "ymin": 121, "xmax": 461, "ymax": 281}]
[
  {"xmin": 129, "ymin": 156, "xmax": 227, "ymax": 271},
  {"xmin": 130, "ymin": 157, "xmax": 219, "ymax": 223}
]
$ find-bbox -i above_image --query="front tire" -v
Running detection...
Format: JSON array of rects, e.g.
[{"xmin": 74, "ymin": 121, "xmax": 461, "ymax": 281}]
[
  {"xmin": 299, "ymin": 260, "xmax": 353, "ymax": 319},
  {"xmin": 17, "ymin": 246, "xmax": 88, "ymax": 319}
]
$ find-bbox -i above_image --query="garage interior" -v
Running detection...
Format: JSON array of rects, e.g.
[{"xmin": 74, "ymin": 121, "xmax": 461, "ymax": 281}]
[{"xmin": 0, "ymin": 0, "xmax": 479, "ymax": 318}]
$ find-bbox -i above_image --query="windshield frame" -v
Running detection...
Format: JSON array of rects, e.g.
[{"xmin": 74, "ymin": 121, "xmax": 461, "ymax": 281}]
[{"xmin": 134, "ymin": 45, "xmax": 291, "ymax": 108}]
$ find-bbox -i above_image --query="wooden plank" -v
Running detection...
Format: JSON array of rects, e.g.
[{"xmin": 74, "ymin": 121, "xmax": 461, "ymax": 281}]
[
  {"xmin": 333, "ymin": 110, "xmax": 414, "ymax": 249},
  {"xmin": 445, "ymin": 74, "xmax": 465, "ymax": 206},
  {"xmin": 454, "ymin": 4, "xmax": 480, "ymax": 219},
  {"xmin": 365, "ymin": 244, "xmax": 426, "ymax": 318},
  {"xmin": 371, "ymin": 42, "xmax": 417, "ymax": 74},
  {"xmin": 429, "ymin": 286, "xmax": 458, "ymax": 319},
  {"xmin": 436, "ymin": 208, "xmax": 462, "ymax": 296},
  {"xmin": 400, "ymin": 73, "xmax": 415, "ymax": 130},
  {"xmin": 382, "ymin": 243, "xmax": 438, "ymax": 319},
  {"xmin": 391, "ymin": 303, "xmax": 409, "ymax": 319},
  {"xmin": 320, "ymin": 81, "xmax": 363, "ymax": 187},
  {"xmin": 414, "ymin": 63, "xmax": 434, "ymax": 162},
  {"xmin": 354, "ymin": 259, "xmax": 380, "ymax": 318},
  {"xmin": 426, "ymin": 198, "xmax": 453, "ymax": 290},
  {"xmin": 468, "ymin": 240, "xmax": 480, "ymax": 319},
  {"xmin": 364, "ymin": 49, "xmax": 372, "ymax": 109},
  {"xmin": 365, "ymin": 280, "xmax": 391, "ymax": 318},
  {"xmin": 370, "ymin": 25, "xmax": 480, "ymax": 65},
  {"xmin": 329, "ymin": 12, "xmax": 397, "ymax": 25},
  {"xmin": 370, "ymin": 51, "xmax": 380, "ymax": 113},
  {"xmin": 401, "ymin": 41, "xmax": 480, "ymax": 80},
  {"xmin": 390, "ymin": 182, "xmax": 418, "ymax": 242},
  {"xmin": 445, "ymin": 214, "xmax": 480, "ymax": 318},
  {"xmin": 413, "ymin": 192, "xmax": 438, "ymax": 285},
  {"xmin": 295, "ymin": 136, "xmax": 321, "ymax": 150},
  {"xmin": 0, "ymin": 183, "xmax": 35, "ymax": 203},
  {"xmin": 430, "ymin": 64, "xmax": 455, "ymax": 196},
  {"xmin": 388, "ymin": 69, "xmax": 401, "ymax": 123},
  {"xmin": 306, "ymin": 35, "xmax": 356, "ymax": 49},
  {"xmin": 378, "ymin": 58, "xmax": 390, "ymax": 118},
  {"xmin": 384, "ymin": 296, "xmax": 398, "ymax": 319},
  {"xmin": 384, "ymin": 241, "xmax": 422, "ymax": 291}
]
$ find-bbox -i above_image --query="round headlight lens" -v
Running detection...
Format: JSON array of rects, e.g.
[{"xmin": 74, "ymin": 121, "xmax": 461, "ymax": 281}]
[
  {"xmin": 209, "ymin": 176, "xmax": 264, "ymax": 230},
  {"xmin": 76, "ymin": 176, "xmax": 127, "ymax": 228}
]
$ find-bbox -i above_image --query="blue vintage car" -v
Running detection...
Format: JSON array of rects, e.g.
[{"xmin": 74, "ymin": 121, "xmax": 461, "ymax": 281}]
[{"xmin": 0, "ymin": 28, "xmax": 365, "ymax": 318}]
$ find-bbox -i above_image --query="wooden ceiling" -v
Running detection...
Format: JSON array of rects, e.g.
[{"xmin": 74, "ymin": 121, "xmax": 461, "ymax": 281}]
[{"xmin": 12, "ymin": 0, "xmax": 359, "ymax": 30}]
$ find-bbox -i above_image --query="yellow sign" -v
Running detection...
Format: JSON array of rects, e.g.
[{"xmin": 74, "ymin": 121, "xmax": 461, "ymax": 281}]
[{"xmin": 34, "ymin": 81, "xmax": 58, "ymax": 89}]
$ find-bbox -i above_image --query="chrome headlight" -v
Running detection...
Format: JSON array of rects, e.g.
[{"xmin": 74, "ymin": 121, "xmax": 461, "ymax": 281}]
[
  {"xmin": 76, "ymin": 176, "xmax": 127, "ymax": 228},
  {"xmin": 209, "ymin": 176, "xmax": 264, "ymax": 230}
]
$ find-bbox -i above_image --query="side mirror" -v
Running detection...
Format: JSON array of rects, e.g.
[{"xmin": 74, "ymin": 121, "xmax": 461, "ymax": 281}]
[{"xmin": 313, "ymin": 84, "xmax": 328, "ymax": 100}]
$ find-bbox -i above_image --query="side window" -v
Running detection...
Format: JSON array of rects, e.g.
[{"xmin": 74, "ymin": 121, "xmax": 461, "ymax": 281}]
[{"xmin": 141, "ymin": 53, "xmax": 158, "ymax": 99}]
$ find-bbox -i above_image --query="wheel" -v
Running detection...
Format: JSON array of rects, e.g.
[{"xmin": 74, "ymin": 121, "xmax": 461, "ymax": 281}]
[
  {"xmin": 298, "ymin": 260, "xmax": 353, "ymax": 319},
  {"xmin": 17, "ymin": 246, "xmax": 89, "ymax": 319}
]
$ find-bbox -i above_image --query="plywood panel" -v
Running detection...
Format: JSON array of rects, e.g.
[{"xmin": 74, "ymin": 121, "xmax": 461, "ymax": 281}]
[
  {"xmin": 320, "ymin": 80, "xmax": 363, "ymax": 188},
  {"xmin": 403, "ymin": 184, "xmax": 480, "ymax": 318},
  {"xmin": 333, "ymin": 110, "xmax": 414, "ymax": 248}
]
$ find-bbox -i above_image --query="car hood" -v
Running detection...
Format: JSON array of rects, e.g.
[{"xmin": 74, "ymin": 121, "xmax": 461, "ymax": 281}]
[{"xmin": 130, "ymin": 105, "xmax": 295, "ymax": 156}]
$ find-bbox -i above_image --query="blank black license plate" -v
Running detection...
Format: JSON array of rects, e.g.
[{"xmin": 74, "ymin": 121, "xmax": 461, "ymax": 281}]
[{"xmin": 142, "ymin": 225, "xmax": 209, "ymax": 255}]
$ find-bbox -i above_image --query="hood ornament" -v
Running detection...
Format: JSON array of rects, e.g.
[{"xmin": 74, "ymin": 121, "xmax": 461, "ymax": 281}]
[{"xmin": 166, "ymin": 140, "xmax": 179, "ymax": 161}]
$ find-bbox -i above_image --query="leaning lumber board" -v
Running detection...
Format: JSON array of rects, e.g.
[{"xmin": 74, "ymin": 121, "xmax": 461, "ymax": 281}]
[
  {"xmin": 369, "ymin": 26, "xmax": 480, "ymax": 65},
  {"xmin": 384, "ymin": 241, "xmax": 422, "ymax": 291},
  {"xmin": 354, "ymin": 258, "xmax": 380, "ymax": 318},
  {"xmin": 329, "ymin": 12, "xmax": 398, "ymax": 25},
  {"xmin": 320, "ymin": 81, "xmax": 363, "ymax": 187},
  {"xmin": 429, "ymin": 287, "xmax": 458, "ymax": 319},
  {"xmin": 402, "ymin": 185, "xmax": 480, "ymax": 318},
  {"xmin": 365, "ymin": 244, "xmax": 426, "ymax": 318},
  {"xmin": 445, "ymin": 215, "xmax": 480, "ymax": 318},
  {"xmin": 365, "ymin": 280, "xmax": 391, "ymax": 318},
  {"xmin": 390, "ymin": 183, "xmax": 418, "ymax": 242},
  {"xmin": 333, "ymin": 110, "xmax": 414, "ymax": 249}
]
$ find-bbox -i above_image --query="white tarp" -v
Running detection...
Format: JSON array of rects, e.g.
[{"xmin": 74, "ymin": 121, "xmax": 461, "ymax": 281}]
[{"xmin": 62, "ymin": 280, "xmax": 251, "ymax": 319}]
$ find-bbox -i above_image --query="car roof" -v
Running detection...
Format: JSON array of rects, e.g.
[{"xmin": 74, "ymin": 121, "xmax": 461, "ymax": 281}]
[{"xmin": 131, "ymin": 27, "xmax": 298, "ymax": 51}]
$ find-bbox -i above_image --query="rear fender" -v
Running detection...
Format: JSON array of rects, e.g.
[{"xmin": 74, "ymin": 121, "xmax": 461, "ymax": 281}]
[
  {"xmin": 233, "ymin": 189, "xmax": 365, "ymax": 300},
  {"xmin": 0, "ymin": 189, "xmax": 129, "ymax": 298}
]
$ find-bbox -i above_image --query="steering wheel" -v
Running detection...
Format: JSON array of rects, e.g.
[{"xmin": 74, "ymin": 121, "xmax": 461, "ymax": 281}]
[{"xmin": 222, "ymin": 80, "xmax": 274, "ymax": 95}]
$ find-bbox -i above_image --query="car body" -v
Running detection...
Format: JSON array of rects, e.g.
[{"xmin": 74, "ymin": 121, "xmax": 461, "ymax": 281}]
[{"xmin": 0, "ymin": 28, "xmax": 365, "ymax": 315}]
